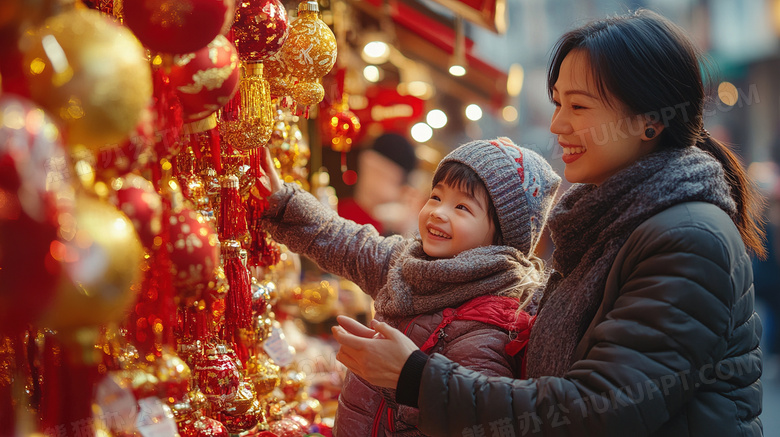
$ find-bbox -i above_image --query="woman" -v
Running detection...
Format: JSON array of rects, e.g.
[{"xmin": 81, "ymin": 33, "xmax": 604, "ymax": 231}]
[{"xmin": 333, "ymin": 9, "xmax": 764, "ymax": 436}]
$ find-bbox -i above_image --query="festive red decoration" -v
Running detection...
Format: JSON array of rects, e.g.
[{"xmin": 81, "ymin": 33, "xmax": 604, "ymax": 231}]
[
  {"xmin": 109, "ymin": 173, "xmax": 163, "ymax": 250},
  {"xmin": 232, "ymin": 0, "xmax": 289, "ymax": 62},
  {"xmin": 0, "ymin": 95, "xmax": 68, "ymax": 335},
  {"xmin": 169, "ymin": 35, "xmax": 241, "ymax": 123},
  {"xmin": 168, "ymin": 207, "xmax": 220, "ymax": 295},
  {"xmin": 153, "ymin": 350, "xmax": 192, "ymax": 402},
  {"xmin": 95, "ymin": 108, "xmax": 156, "ymax": 181},
  {"xmin": 193, "ymin": 345, "xmax": 241, "ymax": 408},
  {"xmin": 222, "ymin": 240, "xmax": 252, "ymax": 332},
  {"xmin": 123, "ymin": 0, "xmax": 235, "ymax": 55},
  {"xmin": 321, "ymin": 95, "xmax": 361, "ymax": 153},
  {"xmin": 177, "ymin": 415, "xmax": 230, "ymax": 437},
  {"xmin": 268, "ymin": 416, "xmax": 308, "ymax": 437},
  {"xmin": 151, "ymin": 68, "xmax": 185, "ymax": 162}
]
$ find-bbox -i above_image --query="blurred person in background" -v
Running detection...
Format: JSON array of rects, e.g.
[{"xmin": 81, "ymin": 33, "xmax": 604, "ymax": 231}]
[{"xmin": 338, "ymin": 132, "xmax": 419, "ymax": 236}]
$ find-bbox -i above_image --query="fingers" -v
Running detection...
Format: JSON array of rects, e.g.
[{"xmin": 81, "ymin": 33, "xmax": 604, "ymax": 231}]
[
  {"xmin": 331, "ymin": 325, "xmax": 370, "ymax": 351},
  {"xmin": 371, "ymin": 319, "xmax": 403, "ymax": 341},
  {"xmin": 337, "ymin": 315, "xmax": 376, "ymax": 338}
]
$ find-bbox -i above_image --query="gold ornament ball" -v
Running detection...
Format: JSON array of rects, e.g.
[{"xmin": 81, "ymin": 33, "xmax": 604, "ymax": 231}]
[
  {"xmin": 297, "ymin": 280, "xmax": 337, "ymax": 324},
  {"xmin": 38, "ymin": 193, "xmax": 144, "ymax": 332},
  {"xmin": 22, "ymin": 8, "xmax": 152, "ymax": 151}
]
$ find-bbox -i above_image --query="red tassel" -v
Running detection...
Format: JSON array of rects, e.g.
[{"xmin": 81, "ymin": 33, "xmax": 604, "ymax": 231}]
[
  {"xmin": 222, "ymin": 242, "xmax": 251, "ymax": 333},
  {"xmin": 208, "ymin": 128, "xmax": 222, "ymax": 174},
  {"xmin": 218, "ymin": 175, "xmax": 247, "ymax": 241}
]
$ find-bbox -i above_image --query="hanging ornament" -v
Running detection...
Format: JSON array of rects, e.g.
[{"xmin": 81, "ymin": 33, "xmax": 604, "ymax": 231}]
[
  {"xmin": 95, "ymin": 106, "xmax": 156, "ymax": 181},
  {"xmin": 123, "ymin": 0, "xmax": 235, "ymax": 55},
  {"xmin": 263, "ymin": 50, "xmax": 292, "ymax": 102},
  {"xmin": 37, "ymin": 192, "xmax": 144, "ymax": 333},
  {"xmin": 174, "ymin": 399, "xmax": 229, "ymax": 437},
  {"xmin": 152, "ymin": 349, "xmax": 192, "ymax": 403},
  {"xmin": 221, "ymin": 240, "xmax": 252, "ymax": 333},
  {"xmin": 22, "ymin": 8, "xmax": 152, "ymax": 151},
  {"xmin": 168, "ymin": 207, "xmax": 220, "ymax": 300},
  {"xmin": 169, "ymin": 35, "xmax": 241, "ymax": 123},
  {"xmin": 109, "ymin": 173, "xmax": 164, "ymax": 251},
  {"xmin": 0, "ymin": 95, "xmax": 69, "ymax": 335},
  {"xmin": 151, "ymin": 68, "xmax": 186, "ymax": 163},
  {"xmin": 268, "ymin": 416, "xmax": 308, "ymax": 437},
  {"xmin": 232, "ymin": 0, "xmax": 289, "ymax": 63},
  {"xmin": 294, "ymin": 395, "xmax": 322, "ymax": 425},
  {"xmin": 192, "ymin": 344, "xmax": 241, "ymax": 409},
  {"xmin": 280, "ymin": 1, "xmax": 337, "ymax": 116},
  {"xmin": 244, "ymin": 353, "xmax": 280, "ymax": 398},
  {"xmin": 220, "ymin": 62, "xmax": 275, "ymax": 150},
  {"xmin": 280, "ymin": 369, "xmax": 306, "ymax": 403},
  {"xmin": 214, "ymin": 381, "xmax": 259, "ymax": 433},
  {"xmin": 322, "ymin": 94, "xmax": 361, "ymax": 153}
]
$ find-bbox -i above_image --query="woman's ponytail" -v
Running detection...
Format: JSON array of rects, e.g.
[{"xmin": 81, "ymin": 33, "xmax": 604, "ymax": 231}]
[{"xmin": 697, "ymin": 135, "xmax": 767, "ymax": 258}]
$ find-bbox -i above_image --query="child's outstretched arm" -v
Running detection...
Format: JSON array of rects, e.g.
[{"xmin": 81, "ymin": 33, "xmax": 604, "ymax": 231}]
[{"xmin": 258, "ymin": 147, "xmax": 405, "ymax": 298}]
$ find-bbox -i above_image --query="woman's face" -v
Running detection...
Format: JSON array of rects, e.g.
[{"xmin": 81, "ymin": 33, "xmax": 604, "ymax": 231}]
[{"xmin": 550, "ymin": 49, "xmax": 656, "ymax": 185}]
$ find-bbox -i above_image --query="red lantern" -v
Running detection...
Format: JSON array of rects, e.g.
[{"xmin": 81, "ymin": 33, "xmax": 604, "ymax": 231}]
[
  {"xmin": 193, "ymin": 345, "xmax": 241, "ymax": 408},
  {"xmin": 109, "ymin": 173, "xmax": 163, "ymax": 250},
  {"xmin": 232, "ymin": 0, "xmax": 289, "ymax": 62},
  {"xmin": 124, "ymin": 0, "xmax": 235, "ymax": 55},
  {"xmin": 169, "ymin": 35, "xmax": 241, "ymax": 123},
  {"xmin": 167, "ymin": 207, "xmax": 219, "ymax": 295}
]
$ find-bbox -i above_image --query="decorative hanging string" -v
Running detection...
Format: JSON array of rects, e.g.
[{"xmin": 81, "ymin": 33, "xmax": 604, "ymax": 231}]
[
  {"xmin": 218, "ymin": 175, "xmax": 248, "ymax": 242},
  {"xmin": 221, "ymin": 240, "xmax": 252, "ymax": 334}
]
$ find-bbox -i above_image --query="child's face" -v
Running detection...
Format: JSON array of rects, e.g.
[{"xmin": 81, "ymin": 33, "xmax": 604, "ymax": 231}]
[
  {"xmin": 417, "ymin": 182, "xmax": 496, "ymax": 258},
  {"xmin": 550, "ymin": 49, "xmax": 656, "ymax": 185}
]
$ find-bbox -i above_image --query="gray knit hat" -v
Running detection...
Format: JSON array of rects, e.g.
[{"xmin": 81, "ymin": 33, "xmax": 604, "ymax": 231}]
[{"xmin": 436, "ymin": 137, "xmax": 561, "ymax": 256}]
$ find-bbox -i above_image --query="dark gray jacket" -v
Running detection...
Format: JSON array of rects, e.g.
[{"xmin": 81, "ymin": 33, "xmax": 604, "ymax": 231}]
[{"xmin": 415, "ymin": 202, "xmax": 762, "ymax": 436}]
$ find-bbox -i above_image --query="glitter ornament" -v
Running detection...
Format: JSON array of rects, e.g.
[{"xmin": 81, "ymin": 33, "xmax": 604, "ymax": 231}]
[
  {"xmin": 22, "ymin": 8, "xmax": 152, "ymax": 151},
  {"xmin": 95, "ymin": 107, "xmax": 155, "ymax": 181},
  {"xmin": 268, "ymin": 416, "xmax": 308, "ymax": 437},
  {"xmin": 193, "ymin": 344, "xmax": 241, "ymax": 408},
  {"xmin": 152, "ymin": 350, "xmax": 192, "ymax": 402},
  {"xmin": 245, "ymin": 354, "xmax": 280, "ymax": 397},
  {"xmin": 280, "ymin": 1, "xmax": 337, "ymax": 113},
  {"xmin": 38, "ymin": 193, "xmax": 144, "ymax": 333},
  {"xmin": 167, "ymin": 207, "xmax": 220, "ymax": 296},
  {"xmin": 263, "ymin": 50, "xmax": 292, "ymax": 100},
  {"xmin": 232, "ymin": 0, "xmax": 289, "ymax": 63},
  {"xmin": 123, "ymin": 0, "xmax": 235, "ymax": 55},
  {"xmin": 109, "ymin": 173, "xmax": 163, "ymax": 250},
  {"xmin": 220, "ymin": 62, "xmax": 275, "ymax": 150},
  {"xmin": 322, "ymin": 95, "xmax": 360, "ymax": 153},
  {"xmin": 169, "ymin": 35, "xmax": 241, "ymax": 123}
]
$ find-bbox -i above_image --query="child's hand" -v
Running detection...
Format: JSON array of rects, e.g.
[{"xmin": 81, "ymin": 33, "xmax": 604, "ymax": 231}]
[{"xmin": 260, "ymin": 146, "xmax": 283, "ymax": 195}]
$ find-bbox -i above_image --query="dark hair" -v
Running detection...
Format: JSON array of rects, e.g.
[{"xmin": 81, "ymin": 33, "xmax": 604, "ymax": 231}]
[
  {"xmin": 432, "ymin": 161, "xmax": 503, "ymax": 245},
  {"xmin": 547, "ymin": 9, "xmax": 766, "ymax": 258}
]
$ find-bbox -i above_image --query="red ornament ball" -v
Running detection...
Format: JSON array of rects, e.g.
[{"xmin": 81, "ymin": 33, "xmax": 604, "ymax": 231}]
[
  {"xmin": 192, "ymin": 346, "xmax": 241, "ymax": 408},
  {"xmin": 267, "ymin": 416, "xmax": 308, "ymax": 437},
  {"xmin": 169, "ymin": 35, "xmax": 241, "ymax": 122},
  {"xmin": 167, "ymin": 208, "xmax": 219, "ymax": 293},
  {"xmin": 321, "ymin": 102, "xmax": 361, "ymax": 153},
  {"xmin": 124, "ymin": 0, "xmax": 236, "ymax": 55},
  {"xmin": 232, "ymin": 0, "xmax": 289, "ymax": 62},
  {"xmin": 109, "ymin": 173, "xmax": 163, "ymax": 250}
]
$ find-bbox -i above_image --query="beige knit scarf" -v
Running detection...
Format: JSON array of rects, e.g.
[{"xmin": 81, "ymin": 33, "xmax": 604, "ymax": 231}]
[{"xmin": 524, "ymin": 146, "xmax": 737, "ymax": 378}]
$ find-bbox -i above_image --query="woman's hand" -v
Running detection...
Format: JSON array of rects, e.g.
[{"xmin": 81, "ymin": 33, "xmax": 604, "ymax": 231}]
[
  {"xmin": 332, "ymin": 315, "xmax": 419, "ymax": 389},
  {"xmin": 260, "ymin": 145, "xmax": 283, "ymax": 195}
]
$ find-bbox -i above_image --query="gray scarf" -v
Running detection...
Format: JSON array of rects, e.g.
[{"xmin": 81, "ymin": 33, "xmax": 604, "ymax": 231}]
[
  {"xmin": 525, "ymin": 146, "xmax": 737, "ymax": 378},
  {"xmin": 373, "ymin": 242, "xmax": 536, "ymax": 319}
]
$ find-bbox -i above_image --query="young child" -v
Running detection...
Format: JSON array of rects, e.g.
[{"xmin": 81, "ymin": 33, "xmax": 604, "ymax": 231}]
[{"xmin": 259, "ymin": 137, "xmax": 561, "ymax": 436}]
